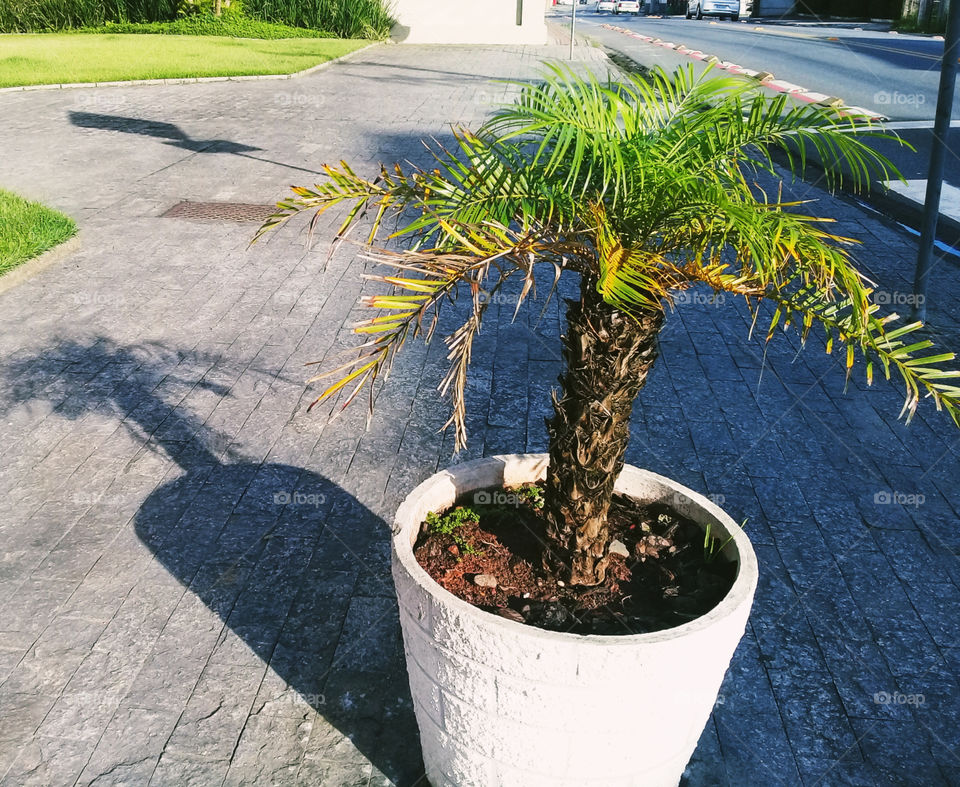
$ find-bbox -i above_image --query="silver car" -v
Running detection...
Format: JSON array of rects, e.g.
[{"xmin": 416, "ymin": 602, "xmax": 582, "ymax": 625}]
[{"xmin": 686, "ymin": 0, "xmax": 740, "ymax": 20}]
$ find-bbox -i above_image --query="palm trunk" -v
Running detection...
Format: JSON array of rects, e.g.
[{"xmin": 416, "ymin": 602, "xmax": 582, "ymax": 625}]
[{"xmin": 543, "ymin": 273, "xmax": 664, "ymax": 586}]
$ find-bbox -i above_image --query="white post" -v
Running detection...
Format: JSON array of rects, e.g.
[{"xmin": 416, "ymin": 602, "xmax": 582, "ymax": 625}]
[{"xmin": 570, "ymin": 0, "xmax": 577, "ymax": 59}]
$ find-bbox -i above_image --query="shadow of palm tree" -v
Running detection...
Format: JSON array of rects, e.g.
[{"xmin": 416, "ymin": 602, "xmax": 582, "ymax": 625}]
[
  {"xmin": 0, "ymin": 337, "xmax": 425, "ymax": 785},
  {"xmin": 69, "ymin": 111, "xmax": 263, "ymax": 154},
  {"xmin": 67, "ymin": 111, "xmax": 328, "ymax": 175}
]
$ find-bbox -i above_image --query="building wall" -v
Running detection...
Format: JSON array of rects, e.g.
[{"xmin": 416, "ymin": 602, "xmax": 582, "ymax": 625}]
[{"xmin": 391, "ymin": 0, "xmax": 548, "ymax": 44}]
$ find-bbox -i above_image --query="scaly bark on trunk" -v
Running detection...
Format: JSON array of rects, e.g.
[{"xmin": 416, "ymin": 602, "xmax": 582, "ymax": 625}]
[{"xmin": 543, "ymin": 273, "xmax": 664, "ymax": 586}]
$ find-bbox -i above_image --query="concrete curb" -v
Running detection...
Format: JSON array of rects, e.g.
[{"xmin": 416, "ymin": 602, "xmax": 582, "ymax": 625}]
[
  {"xmin": 867, "ymin": 186, "xmax": 960, "ymax": 250},
  {"xmin": 758, "ymin": 151, "xmax": 960, "ymax": 253},
  {"xmin": 0, "ymin": 41, "xmax": 381, "ymax": 94},
  {"xmin": 764, "ymin": 146, "xmax": 960, "ymax": 251},
  {"xmin": 0, "ymin": 233, "xmax": 82, "ymax": 296}
]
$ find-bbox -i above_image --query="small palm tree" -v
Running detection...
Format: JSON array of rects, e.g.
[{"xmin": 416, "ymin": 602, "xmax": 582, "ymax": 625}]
[{"xmin": 256, "ymin": 65, "xmax": 960, "ymax": 587}]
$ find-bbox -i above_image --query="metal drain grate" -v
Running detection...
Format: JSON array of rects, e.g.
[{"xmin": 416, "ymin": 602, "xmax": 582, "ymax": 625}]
[{"xmin": 162, "ymin": 201, "xmax": 277, "ymax": 223}]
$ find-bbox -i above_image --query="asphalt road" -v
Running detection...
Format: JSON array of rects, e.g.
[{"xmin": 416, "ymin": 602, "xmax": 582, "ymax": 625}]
[
  {"xmin": 566, "ymin": 12, "xmax": 955, "ymax": 120},
  {"xmin": 556, "ymin": 9, "xmax": 960, "ymax": 234}
]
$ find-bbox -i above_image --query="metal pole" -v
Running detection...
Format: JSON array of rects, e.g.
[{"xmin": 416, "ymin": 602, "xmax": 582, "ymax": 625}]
[
  {"xmin": 912, "ymin": 0, "xmax": 960, "ymax": 321},
  {"xmin": 570, "ymin": 0, "xmax": 577, "ymax": 60}
]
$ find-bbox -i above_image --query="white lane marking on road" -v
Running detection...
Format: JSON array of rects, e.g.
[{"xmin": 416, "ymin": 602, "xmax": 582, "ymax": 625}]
[{"xmin": 750, "ymin": 26, "xmax": 817, "ymax": 40}]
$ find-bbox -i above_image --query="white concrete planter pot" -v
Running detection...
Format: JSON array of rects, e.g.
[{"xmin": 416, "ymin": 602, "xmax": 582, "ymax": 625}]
[{"xmin": 392, "ymin": 453, "xmax": 759, "ymax": 787}]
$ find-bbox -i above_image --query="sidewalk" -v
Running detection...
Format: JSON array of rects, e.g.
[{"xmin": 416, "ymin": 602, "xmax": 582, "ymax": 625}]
[{"xmin": 0, "ymin": 38, "xmax": 958, "ymax": 786}]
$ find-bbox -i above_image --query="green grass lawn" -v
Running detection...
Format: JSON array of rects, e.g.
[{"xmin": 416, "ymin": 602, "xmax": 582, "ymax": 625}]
[
  {"xmin": 0, "ymin": 34, "xmax": 367, "ymax": 87},
  {"xmin": 0, "ymin": 189, "xmax": 76, "ymax": 276}
]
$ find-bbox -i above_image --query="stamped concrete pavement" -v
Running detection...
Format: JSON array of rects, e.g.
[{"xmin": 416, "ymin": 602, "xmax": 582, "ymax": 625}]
[{"xmin": 0, "ymin": 37, "xmax": 958, "ymax": 786}]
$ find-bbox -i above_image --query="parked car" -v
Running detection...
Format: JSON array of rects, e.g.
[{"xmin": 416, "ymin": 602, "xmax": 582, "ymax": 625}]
[
  {"xmin": 596, "ymin": 0, "xmax": 616, "ymax": 10},
  {"xmin": 686, "ymin": 0, "xmax": 740, "ymax": 19},
  {"xmin": 615, "ymin": 0, "xmax": 640, "ymax": 13}
]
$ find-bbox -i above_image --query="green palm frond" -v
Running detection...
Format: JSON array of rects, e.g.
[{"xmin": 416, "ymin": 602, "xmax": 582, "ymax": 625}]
[
  {"xmin": 765, "ymin": 283, "xmax": 960, "ymax": 424},
  {"xmin": 252, "ymin": 161, "xmax": 393, "ymax": 245},
  {"xmin": 303, "ymin": 225, "xmax": 579, "ymax": 444},
  {"xmin": 656, "ymin": 86, "xmax": 903, "ymax": 191},
  {"xmin": 590, "ymin": 202, "xmax": 680, "ymax": 313},
  {"xmin": 678, "ymin": 259, "xmax": 960, "ymax": 425},
  {"xmin": 253, "ymin": 61, "xmax": 956, "ymax": 449}
]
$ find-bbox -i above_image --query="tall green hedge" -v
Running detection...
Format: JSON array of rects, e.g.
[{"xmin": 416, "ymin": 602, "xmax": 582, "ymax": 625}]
[
  {"xmin": 0, "ymin": 0, "xmax": 393, "ymax": 36},
  {"xmin": 246, "ymin": 0, "xmax": 393, "ymax": 38},
  {"xmin": 0, "ymin": 0, "xmax": 178, "ymax": 30}
]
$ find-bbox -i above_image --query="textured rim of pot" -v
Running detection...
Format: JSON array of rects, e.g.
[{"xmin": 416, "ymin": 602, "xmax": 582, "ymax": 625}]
[{"xmin": 393, "ymin": 453, "xmax": 759, "ymax": 646}]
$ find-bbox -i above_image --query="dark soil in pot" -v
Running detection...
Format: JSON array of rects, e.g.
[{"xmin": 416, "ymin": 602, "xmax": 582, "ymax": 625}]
[{"xmin": 413, "ymin": 483, "xmax": 738, "ymax": 636}]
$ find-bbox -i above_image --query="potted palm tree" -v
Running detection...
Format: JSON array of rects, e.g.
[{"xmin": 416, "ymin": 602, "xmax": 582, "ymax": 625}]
[{"xmin": 255, "ymin": 65, "xmax": 960, "ymax": 786}]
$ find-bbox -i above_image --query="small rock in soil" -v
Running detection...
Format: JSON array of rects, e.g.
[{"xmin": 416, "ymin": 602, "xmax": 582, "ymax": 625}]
[
  {"xmin": 608, "ymin": 539, "xmax": 630, "ymax": 558},
  {"xmin": 473, "ymin": 573, "xmax": 497, "ymax": 588},
  {"xmin": 636, "ymin": 533, "xmax": 672, "ymax": 560}
]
